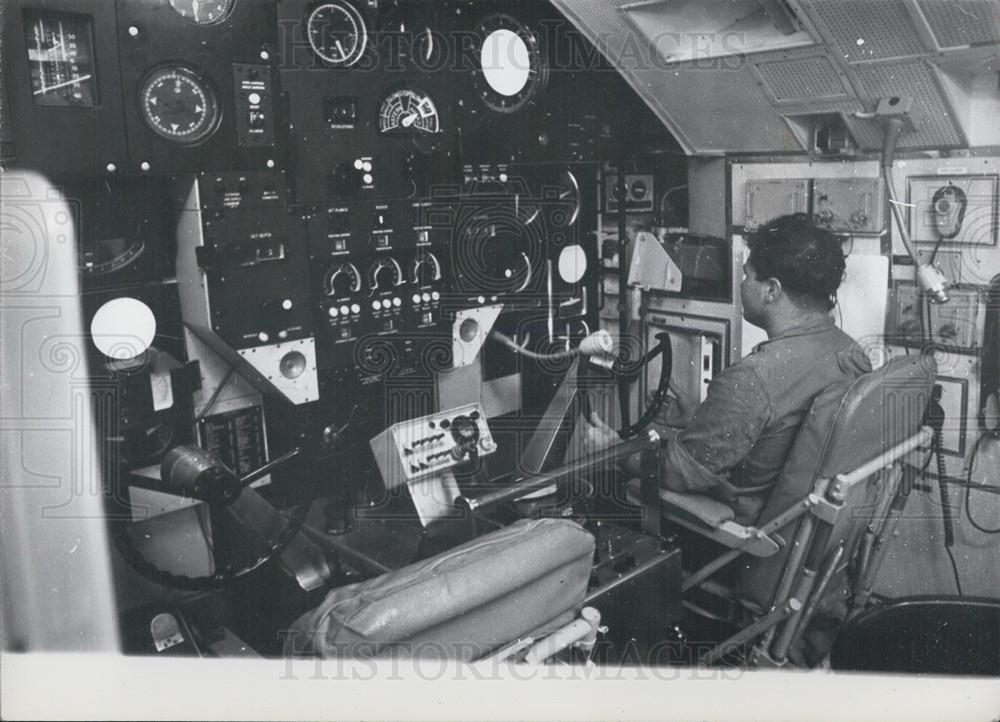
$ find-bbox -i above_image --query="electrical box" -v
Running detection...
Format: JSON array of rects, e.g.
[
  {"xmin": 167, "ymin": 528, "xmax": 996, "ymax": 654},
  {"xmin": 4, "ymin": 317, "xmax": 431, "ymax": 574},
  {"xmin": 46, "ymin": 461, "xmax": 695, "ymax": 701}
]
[
  {"xmin": 744, "ymin": 179, "xmax": 809, "ymax": 230},
  {"xmin": 927, "ymin": 286, "xmax": 983, "ymax": 351},
  {"xmin": 887, "ymin": 281, "xmax": 923, "ymax": 347},
  {"xmin": 812, "ymin": 178, "xmax": 885, "ymax": 234},
  {"xmin": 907, "ymin": 174, "xmax": 999, "ymax": 247},
  {"xmin": 604, "ymin": 174, "xmax": 654, "ymax": 213}
]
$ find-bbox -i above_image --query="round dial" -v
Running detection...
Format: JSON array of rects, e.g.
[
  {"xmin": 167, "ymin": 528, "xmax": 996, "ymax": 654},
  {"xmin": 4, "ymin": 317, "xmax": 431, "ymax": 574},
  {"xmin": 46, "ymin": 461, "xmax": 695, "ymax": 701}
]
[
  {"xmin": 307, "ymin": 2, "xmax": 369, "ymax": 67},
  {"xmin": 412, "ymin": 252, "xmax": 441, "ymax": 286},
  {"xmin": 368, "ymin": 257, "xmax": 403, "ymax": 293},
  {"xmin": 81, "ymin": 237, "xmax": 146, "ymax": 277},
  {"xmin": 475, "ymin": 14, "xmax": 547, "ymax": 114},
  {"xmin": 450, "ymin": 414, "xmax": 480, "ymax": 445},
  {"xmin": 139, "ymin": 66, "xmax": 220, "ymax": 145},
  {"xmin": 168, "ymin": 0, "xmax": 234, "ymax": 24},
  {"xmin": 553, "ymin": 169, "xmax": 580, "ymax": 227},
  {"xmin": 379, "ymin": 89, "xmax": 440, "ymax": 135},
  {"xmin": 377, "ymin": 1, "xmax": 439, "ymax": 66},
  {"xmin": 323, "ymin": 262, "xmax": 361, "ymax": 298}
]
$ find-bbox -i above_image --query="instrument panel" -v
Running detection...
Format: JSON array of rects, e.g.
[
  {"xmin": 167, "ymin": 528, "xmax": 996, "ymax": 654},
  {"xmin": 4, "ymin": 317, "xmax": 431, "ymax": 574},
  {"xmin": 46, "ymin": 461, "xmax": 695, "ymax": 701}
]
[
  {"xmin": 24, "ymin": 9, "xmax": 98, "ymax": 107},
  {"xmin": 3, "ymin": 0, "xmax": 660, "ymax": 396}
]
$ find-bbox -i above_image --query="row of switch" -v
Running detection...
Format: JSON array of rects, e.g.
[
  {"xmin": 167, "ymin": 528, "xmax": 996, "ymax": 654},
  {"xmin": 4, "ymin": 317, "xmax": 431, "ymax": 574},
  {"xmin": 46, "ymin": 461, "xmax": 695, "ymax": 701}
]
[
  {"xmin": 403, "ymin": 433, "xmax": 446, "ymax": 453},
  {"xmin": 327, "ymin": 292, "xmax": 441, "ymax": 318},
  {"xmin": 409, "ymin": 452, "xmax": 454, "ymax": 473}
]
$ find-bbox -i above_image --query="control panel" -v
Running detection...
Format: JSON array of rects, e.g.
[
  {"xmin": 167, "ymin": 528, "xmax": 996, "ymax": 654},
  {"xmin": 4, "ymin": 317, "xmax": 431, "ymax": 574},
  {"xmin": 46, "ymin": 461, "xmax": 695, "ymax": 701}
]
[
  {"xmin": 743, "ymin": 177, "xmax": 884, "ymax": 234},
  {"xmin": 370, "ymin": 403, "xmax": 497, "ymax": 490},
  {"xmin": 308, "ymin": 198, "xmax": 450, "ymax": 373},
  {"xmin": 604, "ymin": 173, "xmax": 654, "ymax": 213},
  {"xmin": 177, "ymin": 171, "xmax": 312, "ymax": 351},
  {"xmin": 811, "ymin": 178, "xmax": 884, "ymax": 234},
  {"xmin": 927, "ymin": 286, "xmax": 984, "ymax": 351}
]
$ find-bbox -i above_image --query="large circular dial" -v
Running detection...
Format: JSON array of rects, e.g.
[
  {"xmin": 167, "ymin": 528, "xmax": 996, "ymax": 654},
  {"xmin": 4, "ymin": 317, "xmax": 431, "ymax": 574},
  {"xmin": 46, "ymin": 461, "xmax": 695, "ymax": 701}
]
[
  {"xmin": 552, "ymin": 169, "xmax": 580, "ymax": 227},
  {"xmin": 368, "ymin": 257, "xmax": 403, "ymax": 293},
  {"xmin": 323, "ymin": 262, "xmax": 361, "ymax": 298},
  {"xmin": 377, "ymin": 0, "xmax": 439, "ymax": 66},
  {"xmin": 379, "ymin": 89, "xmax": 440, "ymax": 135},
  {"xmin": 168, "ymin": 0, "xmax": 234, "ymax": 25},
  {"xmin": 307, "ymin": 2, "xmax": 369, "ymax": 67},
  {"xmin": 412, "ymin": 252, "xmax": 441, "ymax": 286},
  {"xmin": 475, "ymin": 14, "xmax": 547, "ymax": 114},
  {"xmin": 139, "ymin": 65, "xmax": 220, "ymax": 145}
]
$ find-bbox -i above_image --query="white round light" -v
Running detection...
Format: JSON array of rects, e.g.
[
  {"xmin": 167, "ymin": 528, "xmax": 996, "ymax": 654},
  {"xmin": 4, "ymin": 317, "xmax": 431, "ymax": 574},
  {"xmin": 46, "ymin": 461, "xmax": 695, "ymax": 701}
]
[
  {"xmin": 558, "ymin": 245, "xmax": 588, "ymax": 284},
  {"xmin": 481, "ymin": 29, "xmax": 530, "ymax": 97},
  {"xmin": 90, "ymin": 297, "xmax": 156, "ymax": 359}
]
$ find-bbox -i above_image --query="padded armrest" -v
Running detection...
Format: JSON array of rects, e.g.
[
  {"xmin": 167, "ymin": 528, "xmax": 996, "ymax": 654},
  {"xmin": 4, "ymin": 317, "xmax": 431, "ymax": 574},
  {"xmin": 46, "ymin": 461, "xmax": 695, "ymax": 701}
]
[
  {"xmin": 658, "ymin": 490, "xmax": 735, "ymax": 526},
  {"xmin": 285, "ymin": 518, "xmax": 594, "ymax": 661},
  {"xmin": 625, "ymin": 478, "xmax": 734, "ymax": 526},
  {"xmin": 625, "ymin": 480, "xmax": 779, "ymax": 556}
]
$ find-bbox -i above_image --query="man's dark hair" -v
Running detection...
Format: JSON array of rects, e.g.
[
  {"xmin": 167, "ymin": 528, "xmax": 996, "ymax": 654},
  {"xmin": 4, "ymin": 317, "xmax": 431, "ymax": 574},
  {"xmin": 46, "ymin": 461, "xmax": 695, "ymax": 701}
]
[{"xmin": 746, "ymin": 213, "xmax": 846, "ymax": 311}]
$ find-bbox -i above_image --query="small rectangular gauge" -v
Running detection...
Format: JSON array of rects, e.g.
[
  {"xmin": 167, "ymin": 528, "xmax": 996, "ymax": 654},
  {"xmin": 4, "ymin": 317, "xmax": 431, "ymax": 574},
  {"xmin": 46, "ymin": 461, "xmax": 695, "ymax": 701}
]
[{"xmin": 24, "ymin": 10, "xmax": 98, "ymax": 107}]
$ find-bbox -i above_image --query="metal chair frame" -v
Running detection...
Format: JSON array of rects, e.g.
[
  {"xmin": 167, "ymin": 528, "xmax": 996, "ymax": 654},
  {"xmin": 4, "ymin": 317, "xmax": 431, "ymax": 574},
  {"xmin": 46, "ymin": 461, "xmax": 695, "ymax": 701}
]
[{"xmin": 634, "ymin": 358, "xmax": 936, "ymax": 667}]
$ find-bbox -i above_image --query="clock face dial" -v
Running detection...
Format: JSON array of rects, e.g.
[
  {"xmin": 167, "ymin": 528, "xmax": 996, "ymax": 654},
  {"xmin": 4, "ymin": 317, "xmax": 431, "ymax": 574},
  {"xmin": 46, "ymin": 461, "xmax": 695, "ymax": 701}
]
[
  {"xmin": 139, "ymin": 66, "xmax": 220, "ymax": 145},
  {"xmin": 168, "ymin": 0, "xmax": 234, "ymax": 25},
  {"xmin": 307, "ymin": 2, "xmax": 369, "ymax": 67},
  {"xmin": 475, "ymin": 14, "xmax": 547, "ymax": 114}
]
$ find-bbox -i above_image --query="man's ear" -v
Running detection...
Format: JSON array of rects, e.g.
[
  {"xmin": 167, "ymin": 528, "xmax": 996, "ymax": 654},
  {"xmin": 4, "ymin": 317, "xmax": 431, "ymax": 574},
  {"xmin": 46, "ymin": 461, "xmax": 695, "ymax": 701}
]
[{"xmin": 763, "ymin": 277, "xmax": 782, "ymax": 302}]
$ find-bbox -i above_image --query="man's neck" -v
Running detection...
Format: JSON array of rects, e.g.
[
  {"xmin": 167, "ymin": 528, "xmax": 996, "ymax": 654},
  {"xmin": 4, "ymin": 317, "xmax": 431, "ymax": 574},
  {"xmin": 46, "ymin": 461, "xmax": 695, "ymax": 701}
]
[{"xmin": 764, "ymin": 306, "xmax": 831, "ymax": 339}]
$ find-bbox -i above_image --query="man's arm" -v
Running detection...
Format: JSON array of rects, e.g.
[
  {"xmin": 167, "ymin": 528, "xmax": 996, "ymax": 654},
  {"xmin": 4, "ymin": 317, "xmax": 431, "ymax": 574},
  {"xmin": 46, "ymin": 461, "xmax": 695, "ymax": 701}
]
[{"xmin": 660, "ymin": 363, "xmax": 771, "ymax": 497}]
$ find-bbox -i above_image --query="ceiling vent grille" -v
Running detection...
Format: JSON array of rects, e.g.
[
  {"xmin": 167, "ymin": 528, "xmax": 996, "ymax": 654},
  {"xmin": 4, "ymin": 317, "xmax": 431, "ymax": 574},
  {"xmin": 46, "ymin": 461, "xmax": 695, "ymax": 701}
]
[
  {"xmin": 916, "ymin": 0, "xmax": 1000, "ymax": 49},
  {"xmin": 754, "ymin": 55, "xmax": 850, "ymax": 103},
  {"xmin": 855, "ymin": 62, "xmax": 965, "ymax": 148},
  {"xmin": 800, "ymin": 0, "xmax": 927, "ymax": 62}
]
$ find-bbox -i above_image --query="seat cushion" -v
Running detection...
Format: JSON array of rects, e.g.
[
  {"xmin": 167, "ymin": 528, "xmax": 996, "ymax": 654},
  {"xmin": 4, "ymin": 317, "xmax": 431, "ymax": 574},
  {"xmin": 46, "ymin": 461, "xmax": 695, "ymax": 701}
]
[{"xmin": 285, "ymin": 518, "xmax": 595, "ymax": 660}]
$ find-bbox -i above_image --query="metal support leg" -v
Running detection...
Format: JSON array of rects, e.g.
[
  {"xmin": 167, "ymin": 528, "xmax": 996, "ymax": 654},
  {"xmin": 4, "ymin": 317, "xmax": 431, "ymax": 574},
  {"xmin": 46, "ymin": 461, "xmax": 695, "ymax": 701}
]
[
  {"xmin": 699, "ymin": 598, "xmax": 802, "ymax": 666},
  {"xmin": 639, "ymin": 448, "xmax": 662, "ymax": 538},
  {"xmin": 851, "ymin": 468, "xmax": 916, "ymax": 614},
  {"xmin": 785, "ymin": 543, "xmax": 845, "ymax": 656}
]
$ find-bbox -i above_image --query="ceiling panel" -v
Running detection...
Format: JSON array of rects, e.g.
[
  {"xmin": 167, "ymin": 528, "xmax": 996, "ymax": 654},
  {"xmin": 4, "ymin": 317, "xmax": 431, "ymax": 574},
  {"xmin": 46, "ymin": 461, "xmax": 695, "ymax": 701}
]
[
  {"xmin": 799, "ymin": 0, "xmax": 928, "ymax": 62},
  {"xmin": 855, "ymin": 61, "xmax": 966, "ymax": 148},
  {"xmin": 916, "ymin": 0, "xmax": 1000, "ymax": 49},
  {"xmin": 753, "ymin": 55, "xmax": 850, "ymax": 103}
]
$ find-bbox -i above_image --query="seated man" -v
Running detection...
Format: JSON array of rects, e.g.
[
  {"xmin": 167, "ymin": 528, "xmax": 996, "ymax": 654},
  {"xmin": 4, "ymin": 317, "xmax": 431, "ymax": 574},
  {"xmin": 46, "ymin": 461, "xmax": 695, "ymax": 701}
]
[{"xmin": 588, "ymin": 213, "xmax": 872, "ymax": 524}]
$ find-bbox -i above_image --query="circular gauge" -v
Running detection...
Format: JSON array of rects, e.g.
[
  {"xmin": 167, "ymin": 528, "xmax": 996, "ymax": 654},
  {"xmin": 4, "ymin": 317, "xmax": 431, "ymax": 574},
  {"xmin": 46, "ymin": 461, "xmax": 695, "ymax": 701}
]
[
  {"xmin": 412, "ymin": 252, "xmax": 441, "ymax": 286},
  {"xmin": 307, "ymin": 2, "xmax": 369, "ymax": 67},
  {"xmin": 377, "ymin": 1, "xmax": 439, "ymax": 66},
  {"xmin": 379, "ymin": 89, "xmax": 440, "ymax": 135},
  {"xmin": 323, "ymin": 262, "xmax": 361, "ymax": 298},
  {"xmin": 368, "ymin": 257, "xmax": 403, "ymax": 293},
  {"xmin": 512, "ymin": 181, "xmax": 541, "ymax": 226},
  {"xmin": 475, "ymin": 14, "xmax": 547, "ymax": 114},
  {"xmin": 553, "ymin": 169, "xmax": 580, "ymax": 227},
  {"xmin": 81, "ymin": 237, "xmax": 146, "ymax": 277},
  {"xmin": 139, "ymin": 65, "xmax": 220, "ymax": 145},
  {"xmin": 168, "ymin": 0, "xmax": 234, "ymax": 25}
]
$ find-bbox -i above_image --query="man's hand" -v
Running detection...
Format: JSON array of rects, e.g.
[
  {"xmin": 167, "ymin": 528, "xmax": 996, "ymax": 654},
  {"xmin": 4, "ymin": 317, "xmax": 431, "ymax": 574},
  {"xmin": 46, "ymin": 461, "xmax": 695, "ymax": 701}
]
[
  {"xmin": 582, "ymin": 410, "xmax": 620, "ymax": 455},
  {"xmin": 668, "ymin": 378, "xmax": 698, "ymax": 424},
  {"xmin": 651, "ymin": 378, "xmax": 699, "ymax": 428}
]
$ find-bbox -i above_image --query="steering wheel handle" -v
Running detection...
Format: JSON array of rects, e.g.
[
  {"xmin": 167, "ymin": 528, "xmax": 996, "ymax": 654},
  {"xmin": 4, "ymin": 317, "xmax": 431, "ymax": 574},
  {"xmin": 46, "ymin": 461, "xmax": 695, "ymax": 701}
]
[{"xmin": 114, "ymin": 444, "xmax": 310, "ymax": 591}]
